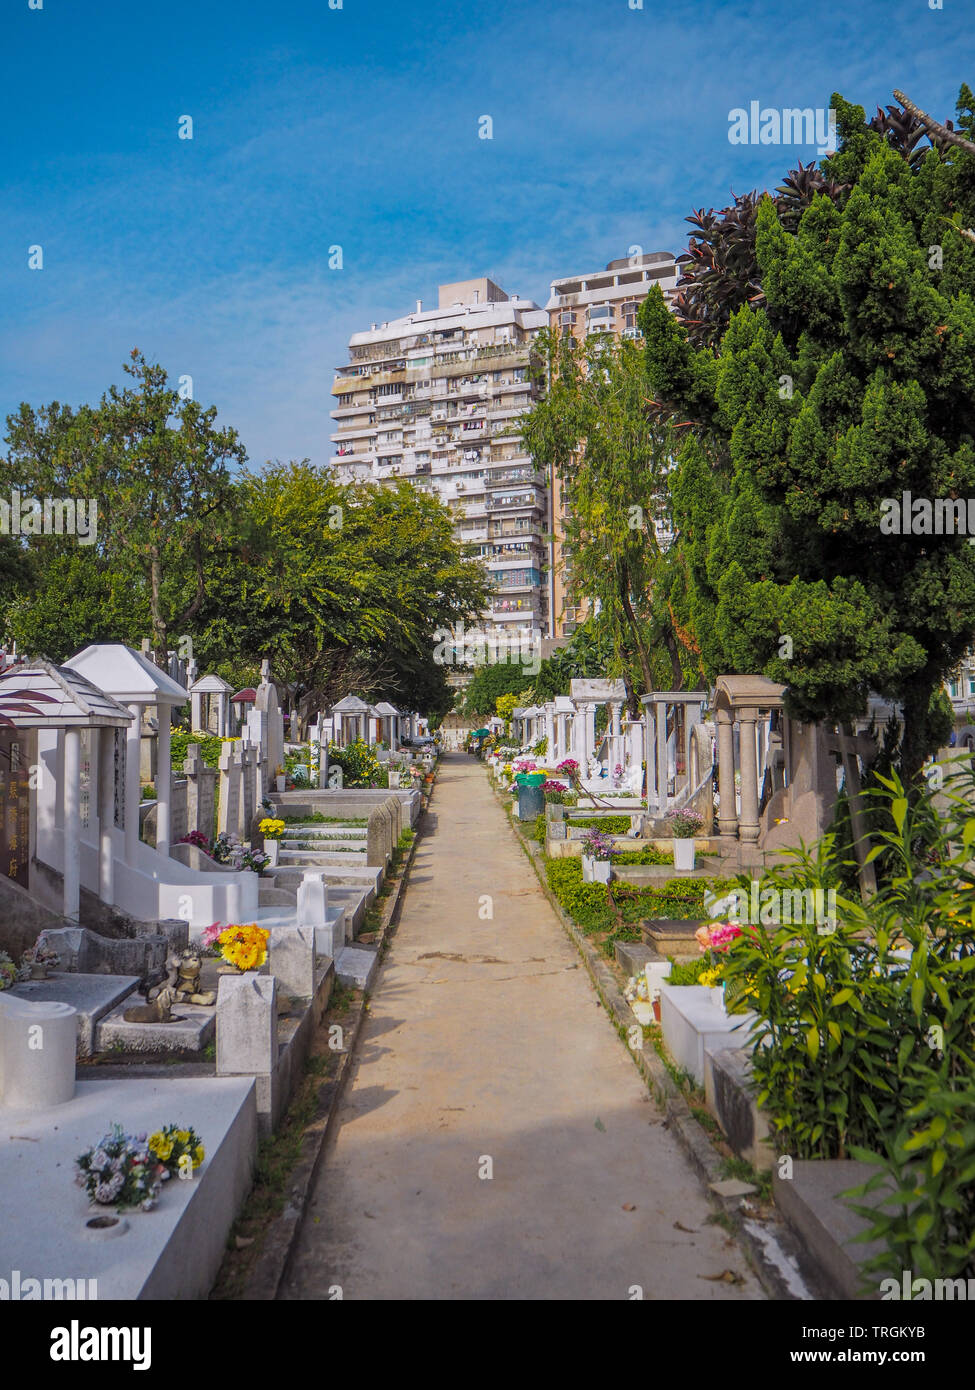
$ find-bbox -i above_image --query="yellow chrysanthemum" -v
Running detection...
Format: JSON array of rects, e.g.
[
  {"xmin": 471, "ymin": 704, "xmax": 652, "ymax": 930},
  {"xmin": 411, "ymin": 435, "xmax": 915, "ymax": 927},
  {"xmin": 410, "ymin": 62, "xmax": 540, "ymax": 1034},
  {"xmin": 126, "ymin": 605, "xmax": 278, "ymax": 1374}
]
[{"xmin": 149, "ymin": 1133, "xmax": 174, "ymax": 1161}]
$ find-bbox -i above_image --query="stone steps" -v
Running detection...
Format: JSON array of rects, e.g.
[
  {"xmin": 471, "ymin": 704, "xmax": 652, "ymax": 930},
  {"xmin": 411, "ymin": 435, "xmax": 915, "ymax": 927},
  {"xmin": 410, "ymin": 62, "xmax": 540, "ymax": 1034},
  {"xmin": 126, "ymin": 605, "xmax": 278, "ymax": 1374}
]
[
  {"xmin": 281, "ymin": 839, "xmax": 366, "ymax": 853},
  {"xmin": 280, "ymin": 849, "xmax": 365, "ymax": 866}
]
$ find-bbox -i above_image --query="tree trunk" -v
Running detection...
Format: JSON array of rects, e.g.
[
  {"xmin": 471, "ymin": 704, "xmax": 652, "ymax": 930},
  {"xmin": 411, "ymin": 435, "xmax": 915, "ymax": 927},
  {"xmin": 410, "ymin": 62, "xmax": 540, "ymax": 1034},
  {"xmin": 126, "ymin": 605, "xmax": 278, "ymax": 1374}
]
[
  {"xmin": 619, "ymin": 574, "xmax": 654, "ymax": 696},
  {"xmin": 149, "ymin": 548, "xmax": 167, "ymax": 668},
  {"xmin": 900, "ymin": 675, "xmax": 937, "ymax": 797}
]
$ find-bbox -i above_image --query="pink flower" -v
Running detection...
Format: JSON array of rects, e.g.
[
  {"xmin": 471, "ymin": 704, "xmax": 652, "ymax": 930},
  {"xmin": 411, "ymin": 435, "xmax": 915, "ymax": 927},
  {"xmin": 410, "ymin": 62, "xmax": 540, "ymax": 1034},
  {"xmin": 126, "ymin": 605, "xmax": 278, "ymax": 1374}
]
[{"xmin": 201, "ymin": 922, "xmax": 223, "ymax": 949}]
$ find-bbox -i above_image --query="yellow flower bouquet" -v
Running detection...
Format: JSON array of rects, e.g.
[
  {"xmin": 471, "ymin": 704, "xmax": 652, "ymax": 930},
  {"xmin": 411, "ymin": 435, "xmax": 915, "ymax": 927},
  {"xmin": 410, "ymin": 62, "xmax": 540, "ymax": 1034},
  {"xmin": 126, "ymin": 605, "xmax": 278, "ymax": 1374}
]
[
  {"xmin": 258, "ymin": 818, "xmax": 286, "ymax": 840},
  {"xmin": 215, "ymin": 923, "xmax": 269, "ymax": 973},
  {"xmin": 148, "ymin": 1123, "xmax": 206, "ymax": 1180}
]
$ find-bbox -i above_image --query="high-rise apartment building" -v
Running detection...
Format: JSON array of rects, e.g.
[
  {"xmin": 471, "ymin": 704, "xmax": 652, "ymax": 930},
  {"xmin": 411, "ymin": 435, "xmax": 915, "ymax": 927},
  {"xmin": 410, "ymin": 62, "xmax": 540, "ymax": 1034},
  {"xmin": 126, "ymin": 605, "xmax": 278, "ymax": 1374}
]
[
  {"xmin": 331, "ymin": 278, "xmax": 549, "ymax": 646},
  {"xmin": 544, "ymin": 252, "xmax": 679, "ymax": 636}
]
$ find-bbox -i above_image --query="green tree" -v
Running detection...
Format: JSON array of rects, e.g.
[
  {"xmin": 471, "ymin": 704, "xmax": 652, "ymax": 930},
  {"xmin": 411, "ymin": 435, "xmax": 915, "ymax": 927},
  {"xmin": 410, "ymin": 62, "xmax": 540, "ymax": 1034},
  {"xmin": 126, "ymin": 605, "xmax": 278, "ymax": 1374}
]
[
  {"xmin": 2, "ymin": 352, "xmax": 246, "ymax": 665},
  {"xmin": 195, "ymin": 464, "xmax": 486, "ymax": 720},
  {"xmin": 642, "ymin": 84, "xmax": 975, "ymax": 785},
  {"xmin": 522, "ymin": 330, "xmax": 693, "ymax": 708}
]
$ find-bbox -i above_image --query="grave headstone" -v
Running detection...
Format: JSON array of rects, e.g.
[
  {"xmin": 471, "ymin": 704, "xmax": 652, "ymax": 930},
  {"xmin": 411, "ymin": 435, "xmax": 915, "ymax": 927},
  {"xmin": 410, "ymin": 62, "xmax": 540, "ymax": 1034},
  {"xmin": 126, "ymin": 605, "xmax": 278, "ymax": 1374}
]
[
  {"xmin": 216, "ymin": 973, "xmax": 277, "ymax": 1076},
  {"xmin": 296, "ymin": 870, "xmax": 329, "ymax": 928},
  {"xmin": 269, "ymin": 927, "xmax": 316, "ymax": 1000}
]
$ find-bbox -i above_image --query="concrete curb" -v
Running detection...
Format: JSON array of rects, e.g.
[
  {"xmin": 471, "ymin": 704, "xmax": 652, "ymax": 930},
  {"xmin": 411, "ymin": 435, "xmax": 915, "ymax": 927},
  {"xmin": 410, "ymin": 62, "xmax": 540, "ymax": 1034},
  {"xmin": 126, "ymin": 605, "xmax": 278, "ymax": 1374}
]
[
  {"xmin": 238, "ymin": 796, "xmax": 427, "ymax": 1301},
  {"xmin": 489, "ymin": 771, "xmax": 808, "ymax": 1302}
]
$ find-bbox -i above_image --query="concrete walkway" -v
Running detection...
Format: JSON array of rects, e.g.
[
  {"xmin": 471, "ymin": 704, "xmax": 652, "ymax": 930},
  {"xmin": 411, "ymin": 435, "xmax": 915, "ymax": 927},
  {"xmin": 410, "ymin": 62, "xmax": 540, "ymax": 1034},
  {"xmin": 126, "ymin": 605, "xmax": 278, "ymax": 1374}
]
[{"xmin": 282, "ymin": 753, "xmax": 761, "ymax": 1301}]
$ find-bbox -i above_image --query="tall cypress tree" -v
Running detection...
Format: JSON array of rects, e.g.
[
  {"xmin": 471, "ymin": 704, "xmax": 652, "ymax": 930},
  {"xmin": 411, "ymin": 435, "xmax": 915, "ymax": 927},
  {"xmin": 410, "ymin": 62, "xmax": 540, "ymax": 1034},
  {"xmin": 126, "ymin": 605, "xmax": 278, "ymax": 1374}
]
[{"xmin": 642, "ymin": 87, "xmax": 975, "ymax": 785}]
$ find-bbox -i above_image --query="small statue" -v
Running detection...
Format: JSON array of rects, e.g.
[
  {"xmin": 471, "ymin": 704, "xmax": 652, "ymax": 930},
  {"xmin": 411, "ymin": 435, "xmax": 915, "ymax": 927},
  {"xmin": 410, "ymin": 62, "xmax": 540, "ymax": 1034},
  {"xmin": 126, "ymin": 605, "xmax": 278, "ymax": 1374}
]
[
  {"xmin": 123, "ymin": 982, "xmax": 177, "ymax": 1024},
  {"xmin": 172, "ymin": 947, "xmax": 216, "ymax": 1006}
]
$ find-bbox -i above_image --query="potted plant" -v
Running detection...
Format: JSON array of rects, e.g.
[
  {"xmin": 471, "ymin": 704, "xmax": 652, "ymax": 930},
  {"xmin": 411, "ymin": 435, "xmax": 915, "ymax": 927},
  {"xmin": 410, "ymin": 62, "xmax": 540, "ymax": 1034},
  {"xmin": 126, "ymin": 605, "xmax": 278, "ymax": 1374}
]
[
  {"xmin": 258, "ymin": 817, "xmax": 285, "ymax": 867},
  {"xmin": 665, "ymin": 808, "xmax": 703, "ymax": 871},
  {"xmin": 581, "ymin": 827, "xmax": 615, "ymax": 883}
]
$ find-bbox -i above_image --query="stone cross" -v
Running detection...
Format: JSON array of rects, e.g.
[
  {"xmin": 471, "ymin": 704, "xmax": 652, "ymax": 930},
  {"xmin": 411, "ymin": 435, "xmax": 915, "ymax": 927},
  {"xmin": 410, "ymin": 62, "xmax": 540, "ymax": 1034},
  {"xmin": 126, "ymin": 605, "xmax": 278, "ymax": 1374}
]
[{"xmin": 217, "ymin": 744, "xmax": 241, "ymax": 838}]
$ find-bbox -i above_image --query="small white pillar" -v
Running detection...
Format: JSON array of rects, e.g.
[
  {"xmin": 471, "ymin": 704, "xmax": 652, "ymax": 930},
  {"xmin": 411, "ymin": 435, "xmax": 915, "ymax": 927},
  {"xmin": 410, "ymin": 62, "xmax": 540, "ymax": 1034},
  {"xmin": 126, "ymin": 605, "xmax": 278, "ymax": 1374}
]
[
  {"xmin": 125, "ymin": 702, "xmax": 143, "ymax": 863},
  {"xmin": 156, "ymin": 704, "xmax": 172, "ymax": 855},
  {"xmin": 97, "ymin": 726, "xmax": 115, "ymax": 904},
  {"xmin": 63, "ymin": 727, "xmax": 82, "ymax": 921}
]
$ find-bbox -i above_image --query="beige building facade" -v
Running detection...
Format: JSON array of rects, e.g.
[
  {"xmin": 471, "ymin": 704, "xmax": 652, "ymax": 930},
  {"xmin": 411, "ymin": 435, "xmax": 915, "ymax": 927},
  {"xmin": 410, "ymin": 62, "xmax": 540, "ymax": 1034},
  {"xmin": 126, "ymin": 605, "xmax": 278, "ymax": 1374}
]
[
  {"xmin": 331, "ymin": 278, "xmax": 549, "ymax": 647},
  {"xmin": 544, "ymin": 251, "xmax": 678, "ymax": 636}
]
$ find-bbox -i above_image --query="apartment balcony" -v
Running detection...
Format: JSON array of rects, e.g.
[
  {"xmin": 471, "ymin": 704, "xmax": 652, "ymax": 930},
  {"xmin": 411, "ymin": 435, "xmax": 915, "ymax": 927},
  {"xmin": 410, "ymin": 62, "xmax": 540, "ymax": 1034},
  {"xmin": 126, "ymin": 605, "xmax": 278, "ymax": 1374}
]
[
  {"xmin": 490, "ymin": 599, "xmax": 542, "ymax": 618},
  {"xmin": 486, "ymin": 468, "xmax": 545, "ymax": 488},
  {"xmin": 459, "ymin": 527, "xmax": 489, "ymax": 543}
]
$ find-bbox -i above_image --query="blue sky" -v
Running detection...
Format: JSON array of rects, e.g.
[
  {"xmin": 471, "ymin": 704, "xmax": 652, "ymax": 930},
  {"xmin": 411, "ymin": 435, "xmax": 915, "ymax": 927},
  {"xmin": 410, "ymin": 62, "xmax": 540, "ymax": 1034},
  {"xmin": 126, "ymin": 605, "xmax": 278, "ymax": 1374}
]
[{"xmin": 1, "ymin": 0, "xmax": 970, "ymax": 469}]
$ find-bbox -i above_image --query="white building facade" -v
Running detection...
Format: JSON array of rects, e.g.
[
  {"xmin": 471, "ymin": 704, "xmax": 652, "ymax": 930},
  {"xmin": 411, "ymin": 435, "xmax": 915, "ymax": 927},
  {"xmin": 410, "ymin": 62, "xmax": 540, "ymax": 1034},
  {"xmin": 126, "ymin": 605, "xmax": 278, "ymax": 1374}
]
[{"xmin": 331, "ymin": 277, "xmax": 549, "ymax": 644}]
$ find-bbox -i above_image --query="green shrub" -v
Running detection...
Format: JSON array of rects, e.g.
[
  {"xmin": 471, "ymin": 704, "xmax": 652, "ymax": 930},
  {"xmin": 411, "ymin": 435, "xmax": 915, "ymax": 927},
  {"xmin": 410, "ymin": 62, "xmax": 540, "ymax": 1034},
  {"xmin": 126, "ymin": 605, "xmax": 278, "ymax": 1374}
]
[
  {"xmin": 327, "ymin": 739, "xmax": 384, "ymax": 788},
  {"xmin": 719, "ymin": 771, "xmax": 975, "ymax": 1283},
  {"xmin": 544, "ymin": 857, "xmax": 613, "ymax": 932},
  {"xmin": 612, "ymin": 846, "xmax": 674, "ymax": 865},
  {"xmin": 171, "ymin": 730, "xmax": 231, "ymax": 771},
  {"xmin": 667, "ymin": 956, "xmax": 705, "ymax": 985},
  {"xmin": 569, "ymin": 815, "xmax": 631, "ymax": 834}
]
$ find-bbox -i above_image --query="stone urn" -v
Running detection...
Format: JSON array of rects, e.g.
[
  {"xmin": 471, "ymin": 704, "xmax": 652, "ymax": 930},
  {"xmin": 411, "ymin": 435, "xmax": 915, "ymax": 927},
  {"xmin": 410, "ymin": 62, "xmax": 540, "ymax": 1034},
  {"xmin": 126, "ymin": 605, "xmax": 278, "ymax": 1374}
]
[
  {"xmin": 264, "ymin": 838, "xmax": 280, "ymax": 867},
  {"xmin": 673, "ymin": 838, "xmax": 696, "ymax": 872}
]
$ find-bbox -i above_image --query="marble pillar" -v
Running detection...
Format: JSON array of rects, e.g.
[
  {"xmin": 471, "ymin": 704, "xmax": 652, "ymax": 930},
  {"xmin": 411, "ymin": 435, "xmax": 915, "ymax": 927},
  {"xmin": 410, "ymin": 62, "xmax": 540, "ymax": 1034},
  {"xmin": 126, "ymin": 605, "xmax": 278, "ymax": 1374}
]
[{"xmin": 716, "ymin": 710, "xmax": 737, "ymax": 836}]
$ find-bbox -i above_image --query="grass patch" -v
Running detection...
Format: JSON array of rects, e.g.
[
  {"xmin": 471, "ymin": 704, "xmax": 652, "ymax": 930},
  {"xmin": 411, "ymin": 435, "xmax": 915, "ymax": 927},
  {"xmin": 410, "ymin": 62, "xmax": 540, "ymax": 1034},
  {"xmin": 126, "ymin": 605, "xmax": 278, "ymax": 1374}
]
[{"xmin": 281, "ymin": 813, "xmax": 369, "ymax": 826}]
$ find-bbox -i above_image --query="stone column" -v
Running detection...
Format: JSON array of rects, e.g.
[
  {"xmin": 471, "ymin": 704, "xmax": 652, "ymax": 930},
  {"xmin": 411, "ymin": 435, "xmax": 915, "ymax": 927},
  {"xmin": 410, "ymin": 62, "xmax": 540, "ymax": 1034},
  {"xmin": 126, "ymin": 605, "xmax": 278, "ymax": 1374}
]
[
  {"xmin": 655, "ymin": 699, "xmax": 669, "ymax": 815},
  {"xmin": 544, "ymin": 706, "xmax": 554, "ymax": 758},
  {"xmin": 156, "ymin": 704, "xmax": 172, "ymax": 856},
  {"xmin": 97, "ymin": 726, "xmax": 115, "ymax": 904},
  {"xmin": 738, "ymin": 708, "xmax": 760, "ymax": 842},
  {"xmin": 191, "ymin": 688, "xmax": 204, "ymax": 731},
  {"xmin": 716, "ymin": 710, "xmax": 737, "ymax": 836},
  {"xmin": 125, "ymin": 703, "xmax": 143, "ymax": 862},
  {"xmin": 62, "ymin": 727, "xmax": 82, "ymax": 921}
]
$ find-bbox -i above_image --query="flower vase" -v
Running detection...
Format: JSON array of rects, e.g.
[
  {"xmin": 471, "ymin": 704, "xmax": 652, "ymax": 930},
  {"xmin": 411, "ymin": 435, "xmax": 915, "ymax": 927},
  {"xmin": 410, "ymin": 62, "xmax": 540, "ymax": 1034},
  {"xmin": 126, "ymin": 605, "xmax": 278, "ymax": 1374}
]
[
  {"xmin": 673, "ymin": 837, "xmax": 696, "ymax": 872},
  {"xmin": 388, "ymin": 770, "xmax": 401, "ymax": 788},
  {"xmin": 30, "ymin": 963, "xmax": 50, "ymax": 980},
  {"xmin": 583, "ymin": 857, "xmax": 611, "ymax": 884},
  {"xmin": 263, "ymin": 839, "xmax": 280, "ymax": 868},
  {"xmin": 275, "ymin": 776, "xmax": 285, "ymax": 792}
]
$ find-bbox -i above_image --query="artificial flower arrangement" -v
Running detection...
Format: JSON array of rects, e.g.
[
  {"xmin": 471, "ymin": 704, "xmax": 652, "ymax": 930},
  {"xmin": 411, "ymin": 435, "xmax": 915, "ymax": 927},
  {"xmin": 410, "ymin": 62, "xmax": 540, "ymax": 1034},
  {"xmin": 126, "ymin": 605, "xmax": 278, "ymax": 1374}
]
[
  {"xmin": 581, "ymin": 827, "xmax": 616, "ymax": 862},
  {"xmin": 75, "ymin": 1125, "xmax": 166, "ymax": 1211},
  {"xmin": 148, "ymin": 1124, "xmax": 205, "ymax": 1179},
  {"xmin": 0, "ymin": 951, "xmax": 18, "ymax": 991},
  {"xmin": 202, "ymin": 922, "xmax": 270, "ymax": 972},
  {"xmin": 178, "ymin": 830, "xmax": 211, "ymax": 852},
  {"xmin": 694, "ymin": 920, "xmax": 755, "ymax": 1011},
  {"xmin": 258, "ymin": 817, "xmax": 286, "ymax": 840},
  {"xmin": 512, "ymin": 757, "xmax": 537, "ymax": 774},
  {"xmin": 211, "ymin": 832, "xmax": 270, "ymax": 874},
  {"xmin": 17, "ymin": 942, "xmax": 61, "ymax": 980},
  {"xmin": 666, "ymin": 809, "xmax": 705, "ymax": 839}
]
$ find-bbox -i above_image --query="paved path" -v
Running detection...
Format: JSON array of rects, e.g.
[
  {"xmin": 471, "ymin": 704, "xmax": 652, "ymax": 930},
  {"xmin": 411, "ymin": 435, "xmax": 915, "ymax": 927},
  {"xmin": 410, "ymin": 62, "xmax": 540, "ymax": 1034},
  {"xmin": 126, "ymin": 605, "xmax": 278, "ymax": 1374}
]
[{"xmin": 282, "ymin": 753, "xmax": 760, "ymax": 1301}]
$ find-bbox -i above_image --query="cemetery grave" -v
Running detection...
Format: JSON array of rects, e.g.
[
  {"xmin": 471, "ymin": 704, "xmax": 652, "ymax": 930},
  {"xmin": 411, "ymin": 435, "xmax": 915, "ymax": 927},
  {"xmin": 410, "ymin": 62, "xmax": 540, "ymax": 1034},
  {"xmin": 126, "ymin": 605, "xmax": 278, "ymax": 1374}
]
[{"xmin": 0, "ymin": 644, "xmax": 428, "ymax": 1299}]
